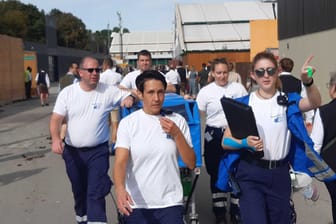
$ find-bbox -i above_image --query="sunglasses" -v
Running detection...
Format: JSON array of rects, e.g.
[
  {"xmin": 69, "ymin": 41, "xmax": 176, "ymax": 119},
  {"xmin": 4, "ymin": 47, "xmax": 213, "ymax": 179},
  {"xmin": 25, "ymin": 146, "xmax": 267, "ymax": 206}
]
[
  {"xmin": 254, "ymin": 67, "xmax": 277, "ymax": 77},
  {"xmin": 81, "ymin": 68, "xmax": 101, "ymax": 73}
]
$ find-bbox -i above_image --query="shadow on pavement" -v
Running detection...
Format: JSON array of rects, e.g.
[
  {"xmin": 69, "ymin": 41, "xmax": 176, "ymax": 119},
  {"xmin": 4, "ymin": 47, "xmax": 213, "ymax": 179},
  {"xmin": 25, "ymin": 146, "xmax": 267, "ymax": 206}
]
[
  {"xmin": 0, "ymin": 167, "xmax": 47, "ymax": 186},
  {"xmin": 0, "ymin": 149, "xmax": 50, "ymax": 163}
]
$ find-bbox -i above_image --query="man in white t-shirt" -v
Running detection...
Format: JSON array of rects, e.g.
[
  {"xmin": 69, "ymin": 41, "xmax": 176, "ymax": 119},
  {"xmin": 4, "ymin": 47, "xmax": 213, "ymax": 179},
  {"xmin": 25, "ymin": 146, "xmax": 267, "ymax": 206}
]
[
  {"xmin": 165, "ymin": 60, "xmax": 181, "ymax": 94},
  {"xmin": 100, "ymin": 57, "xmax": 122, "ymax": 86},
  {"xmin": 113, "ymin": 70, "xmax": 195, "ymax": 224},
  {"xmin": 119, "ymin": 49, "xmax": 177, "ymax": 94},
  {"xmin": 50, "ymin": 56, "xmax": 135, "ymax": 224},
  {"xmin": 119, "ymin": 49, "xmax": 152, "ymax": 95},
  {"xmin": 100, "ymin": 57, "xmax": 123, "ymax": 154}
]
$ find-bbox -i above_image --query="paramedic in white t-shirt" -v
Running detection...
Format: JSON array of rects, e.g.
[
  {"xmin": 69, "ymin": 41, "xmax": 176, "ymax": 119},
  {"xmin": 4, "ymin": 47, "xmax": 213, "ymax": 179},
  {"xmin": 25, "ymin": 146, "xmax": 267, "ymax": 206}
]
[
  {"xmin": 196, "ymin": 58, "xmax": 247, "ymax": 223},
  {"xmin": 119, "ymin": 49, "xmax": 152, "ymax": 96},
  {"xmin": 221, "ymin": 52, "xmax": 320, "ymax": 224},
  {"xmin": 100, "ymin": 56, "xmax": 123, "ymax": 153},
  {"xmin": 50, "ymin": 56, "xmax": 134, "ymax": 224},
  {"xmin": 113, "ymin": 70, "xmax": 196, "ymax": 224},
  {"xmin": 119, "ymin": 49, "xmax": 177, "ymax": 95},
  {"xmin": 100, "ymin": 57, "xmax": 122, "ymax": 86}
]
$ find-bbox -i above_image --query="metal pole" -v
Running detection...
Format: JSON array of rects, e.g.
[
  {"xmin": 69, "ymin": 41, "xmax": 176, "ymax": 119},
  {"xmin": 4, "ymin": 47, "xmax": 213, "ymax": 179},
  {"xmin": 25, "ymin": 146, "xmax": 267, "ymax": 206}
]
[
  {"xmin": 117, "ymin": 11, "xmax": 123, "ymax": 62},
  {"xmin": 107, "ymin": 22, "xmax": 110, "ymax": 54}
]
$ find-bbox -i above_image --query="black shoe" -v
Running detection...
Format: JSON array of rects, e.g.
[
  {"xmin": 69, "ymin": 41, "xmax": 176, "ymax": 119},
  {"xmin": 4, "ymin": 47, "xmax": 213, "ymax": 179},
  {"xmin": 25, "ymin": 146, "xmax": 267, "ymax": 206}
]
[
  {"xmin": 45, "ymin": 103, "xmax": 49, "ymax": 106},
  {"xmin": 230, "ymin": 214, "xmax": 242, "ymax": 224},
  {"xmin": 215, "ymin": 216, "xmax": 227, "ymax": 224}
]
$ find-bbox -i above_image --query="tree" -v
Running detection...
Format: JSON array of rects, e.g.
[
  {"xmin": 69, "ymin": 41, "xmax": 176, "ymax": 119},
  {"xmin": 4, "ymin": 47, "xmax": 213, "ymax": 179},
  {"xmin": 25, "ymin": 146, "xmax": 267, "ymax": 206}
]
[
  {"xmin": 0, "ymin": 1, "xmax": 130, "ymax": 53},
  {"xmin": 111, "ymin": 27, "xmax": 130, "ymax": 34},
  {"xmin": 49, "ymin": 9, "xmax": 89, "ymax": 49},
  {"xmin": 1, "ymin": 9, "xmax": 27, "ymax": 38},
  {"xmin": 0, "ymin": 0, "xmax": 45, "ymax": 42}
]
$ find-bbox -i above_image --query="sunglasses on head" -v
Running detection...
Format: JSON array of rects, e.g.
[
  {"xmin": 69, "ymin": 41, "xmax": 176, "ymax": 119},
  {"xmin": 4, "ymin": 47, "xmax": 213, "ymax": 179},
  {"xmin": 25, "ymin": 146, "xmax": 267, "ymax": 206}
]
[
  {"xmin": 81, "ymin": 68, "xmax": 101, "ymax": 73},
  {"xmin": 254, "ymin": 67, "xmax": 277, "ymax": 77}
]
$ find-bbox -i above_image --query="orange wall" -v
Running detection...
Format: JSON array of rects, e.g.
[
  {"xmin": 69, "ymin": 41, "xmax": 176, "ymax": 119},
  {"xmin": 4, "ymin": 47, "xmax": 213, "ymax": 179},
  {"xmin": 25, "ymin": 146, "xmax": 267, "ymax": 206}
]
[
  {"xmin": 183, "ymin": 51, "xmax": 250, "ymax": 71},
  {"xmin": 250, "ymin": 19, "xmax": 278, "ymax": 61}
]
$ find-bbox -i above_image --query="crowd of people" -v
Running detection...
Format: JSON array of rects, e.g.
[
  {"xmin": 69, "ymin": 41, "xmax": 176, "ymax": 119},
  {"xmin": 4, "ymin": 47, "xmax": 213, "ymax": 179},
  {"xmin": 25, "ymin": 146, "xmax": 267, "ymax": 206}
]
[{"xmin": 47, "ymin": 49, "xmax": 336, "ymax": 224}]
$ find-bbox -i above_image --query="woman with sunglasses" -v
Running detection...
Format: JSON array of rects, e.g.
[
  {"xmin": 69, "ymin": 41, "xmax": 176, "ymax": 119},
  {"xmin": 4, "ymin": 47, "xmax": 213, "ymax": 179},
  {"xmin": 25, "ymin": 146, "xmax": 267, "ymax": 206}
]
[
  {"xmin": 196, "ymin": 58, "xmax": 247, "ymax": 224},
  {"xmin": 310, "ymin": 72, "xmax": 336, "ymax": 224},
  {"xmin": 220, "ymin": 51, "xmax": 322, "ymax": 224}
]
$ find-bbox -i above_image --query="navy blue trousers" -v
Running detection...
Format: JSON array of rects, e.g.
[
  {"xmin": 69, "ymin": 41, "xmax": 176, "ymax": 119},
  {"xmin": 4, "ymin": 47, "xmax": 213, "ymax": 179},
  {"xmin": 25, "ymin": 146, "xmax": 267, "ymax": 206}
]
[
  {"xmin": 236, "ymin": 160, "xmax": 291, "ymax": 224},
  {"xmin": 204, "ymin": 126, "xmax": 240, "ymax": 219},
  {"xmin": 123, "ymin": 205, "xmax": 184, "ymax": 224},
  {"xmin": 62, "ymin": 142, "xmax": 112, "ymax": 224}
]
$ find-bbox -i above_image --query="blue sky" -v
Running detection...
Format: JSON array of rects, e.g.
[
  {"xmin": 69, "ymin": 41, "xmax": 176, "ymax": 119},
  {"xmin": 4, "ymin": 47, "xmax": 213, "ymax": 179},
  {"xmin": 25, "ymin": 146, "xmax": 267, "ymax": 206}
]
[{"xmin": 20, "ymin": 0, "xmax": 258, "ymax": 32}]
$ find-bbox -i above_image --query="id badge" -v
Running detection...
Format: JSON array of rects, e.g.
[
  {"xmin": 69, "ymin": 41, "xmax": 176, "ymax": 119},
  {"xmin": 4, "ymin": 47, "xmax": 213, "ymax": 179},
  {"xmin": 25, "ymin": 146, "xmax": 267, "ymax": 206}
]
[{"xmin": 205, "ymin": 131, "xmax": 213, "ymax": 142}]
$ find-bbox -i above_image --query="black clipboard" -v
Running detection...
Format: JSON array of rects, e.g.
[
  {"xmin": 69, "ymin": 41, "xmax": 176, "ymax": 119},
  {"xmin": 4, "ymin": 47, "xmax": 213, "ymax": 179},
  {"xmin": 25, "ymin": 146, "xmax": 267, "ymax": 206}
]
[{"xmin": 220, "ymin": 96, "xmax": 259, "ymax": 139}]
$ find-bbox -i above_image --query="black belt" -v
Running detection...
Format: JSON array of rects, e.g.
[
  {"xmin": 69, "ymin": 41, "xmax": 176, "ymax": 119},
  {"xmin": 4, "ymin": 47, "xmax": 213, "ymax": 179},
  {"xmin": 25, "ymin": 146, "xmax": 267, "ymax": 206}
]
[
  {"xmin": 242, "ymin": 156, "xmax": 288, "ymax": 170},
  {"xmin": 64, "ymin": 141, "xmax": 108, "ymax": 151}
]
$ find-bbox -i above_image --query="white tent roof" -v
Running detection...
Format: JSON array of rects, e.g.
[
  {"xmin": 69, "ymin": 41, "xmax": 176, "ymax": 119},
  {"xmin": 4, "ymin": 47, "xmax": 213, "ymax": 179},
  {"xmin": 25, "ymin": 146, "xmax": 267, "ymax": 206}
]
[
  {"xmin": 179, "ymin": 2, "xmax": 275, "ymax": 23},
  {"xmin": 109, "ymin": 31, "xmax": 174, "ymax": 59},
  {"xmin": 175, "ymin": 1, "xmax": 277, "ymax": 52},
  {"xmin": 109, "ymin": 1, "xmax": 277, "ymax": 58}
]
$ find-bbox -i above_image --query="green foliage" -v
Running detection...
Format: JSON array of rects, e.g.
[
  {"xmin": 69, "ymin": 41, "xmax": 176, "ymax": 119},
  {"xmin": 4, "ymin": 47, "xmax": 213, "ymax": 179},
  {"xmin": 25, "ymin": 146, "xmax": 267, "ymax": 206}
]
[
  {"xmin": 49, "ymin": 9, "xmax": 89, "ymax": 49},
  {"xmin": 0, "ymin": 0, "xmax": 130, "ymax": 53},
  {"xmin": 111, "ymin": 27, "xmax": 130, "ymax": 33},
  {"xmin": 0, "ymin": 0, "xmax": 45, "ymax": 42}
]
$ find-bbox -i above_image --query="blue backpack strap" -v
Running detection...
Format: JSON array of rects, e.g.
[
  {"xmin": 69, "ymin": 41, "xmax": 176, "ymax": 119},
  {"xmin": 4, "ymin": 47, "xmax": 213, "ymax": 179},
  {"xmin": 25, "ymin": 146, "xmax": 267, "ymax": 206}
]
[{"xmin": 286, "ymin": 93, "xmax": 336, "ymax": 182}]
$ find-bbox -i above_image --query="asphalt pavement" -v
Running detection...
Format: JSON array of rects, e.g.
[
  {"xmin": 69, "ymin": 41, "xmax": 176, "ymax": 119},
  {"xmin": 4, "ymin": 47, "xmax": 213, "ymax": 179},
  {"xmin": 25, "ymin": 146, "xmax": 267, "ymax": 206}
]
[{"xmin": 0, "ymin": 83, "xmax": 333, "ymax": 224}]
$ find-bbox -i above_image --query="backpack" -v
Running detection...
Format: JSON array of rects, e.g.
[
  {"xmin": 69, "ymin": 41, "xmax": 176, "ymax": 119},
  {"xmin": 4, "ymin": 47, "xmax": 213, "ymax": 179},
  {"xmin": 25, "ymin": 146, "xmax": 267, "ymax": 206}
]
[{"xmin": 59, "ymin": 74, "xmax": 75, "ymax": 90}]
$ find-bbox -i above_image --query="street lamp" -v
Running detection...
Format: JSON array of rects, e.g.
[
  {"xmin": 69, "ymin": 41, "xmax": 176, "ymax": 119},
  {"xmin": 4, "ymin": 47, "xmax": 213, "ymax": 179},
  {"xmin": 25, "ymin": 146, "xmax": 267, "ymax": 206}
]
[
  {"xmin": 117, "ymin": 11, "xmax": 123, "ymax": 62},
  {"xmin": 107, "ymin": 22, "xmax": 110, "ymax": 54}
]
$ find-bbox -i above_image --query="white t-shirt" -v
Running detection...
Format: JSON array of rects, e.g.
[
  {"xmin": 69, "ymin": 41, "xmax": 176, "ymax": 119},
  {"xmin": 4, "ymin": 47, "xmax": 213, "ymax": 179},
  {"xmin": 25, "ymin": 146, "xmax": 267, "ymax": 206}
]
[
  {"xmin": 100, "ymin": 69, "xmax": 122, "ymax": 86},
  {"xmin": 53, "ymin": 82, "xmax": 130, "ymax": 147},
  {"xmin": 310, "ymin": 108, "xmax": 323, "ymax": 153},
  {"xmin": 165, "ymin": 69, "xmax": 181, "ymax": 85},
  {"xmin": 116, "ymin": 109, "xmax": 193, "ymax": 209},
  {"xmin": 248, "ymin": 91, "xmax": 290, "ymax": 160},
  {"xmin": 119, "ymin": 70, "xmax": 141, "ymax": 89},
  {"xmin": 228, "ymin": 71, "xmax": 242, "ymax": 83},
  {"xmin": 196, "ymin": 82, "xmax": 247, "ymax": 128}
]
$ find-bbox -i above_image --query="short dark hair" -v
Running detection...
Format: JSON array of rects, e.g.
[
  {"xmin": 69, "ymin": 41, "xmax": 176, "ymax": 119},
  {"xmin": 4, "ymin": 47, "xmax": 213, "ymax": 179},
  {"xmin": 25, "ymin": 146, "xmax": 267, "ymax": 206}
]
[
  {"xmin": 103, "ymin": 56, "xmax": 114, "ymax": 68},
  {"xmin": 136, "ymin": 70, "xmax": 167, "ymax": 93},
  {"xmin": 137, "ymin": 49, "xmax": 152, "ymax": 60},
  {"xmin": 279, "ymin": 57, "xmax": 294, "ymax": 72}
]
